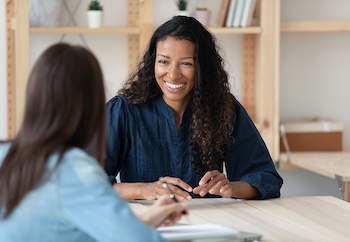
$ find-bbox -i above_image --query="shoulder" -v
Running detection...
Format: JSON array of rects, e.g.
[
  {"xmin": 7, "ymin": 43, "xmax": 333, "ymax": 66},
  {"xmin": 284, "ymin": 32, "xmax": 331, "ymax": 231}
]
[
  {"xmin": 106, "ymin": 94, "xmax": 162, "ymax": 116},
  {"xmin": 230, "ymin": 98, "xmax": 259, "ymax": 136},
  {"xmin": 232, "ymin": 97, "xmax": 252, "ymax": 121},
  {"xmin": 62, "ymin": 148, "xmax": 94, "ymax": 163},
  {"xmin": 56, "ymin": 148, "xmax": 108, "ymax": 187},
  {"xmin": 232, "ymin": 97, "xmax": 245, "ymax": 114},
  {"xmin": 106, "ymin": 94, "xmax": 130, "ymax": 110}
]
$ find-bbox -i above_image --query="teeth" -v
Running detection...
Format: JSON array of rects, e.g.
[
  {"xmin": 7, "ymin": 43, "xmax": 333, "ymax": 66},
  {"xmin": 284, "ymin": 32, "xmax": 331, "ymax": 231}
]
[{"xmin": 165, "ymin": 82, "xmax": 185, "ymax": 89}]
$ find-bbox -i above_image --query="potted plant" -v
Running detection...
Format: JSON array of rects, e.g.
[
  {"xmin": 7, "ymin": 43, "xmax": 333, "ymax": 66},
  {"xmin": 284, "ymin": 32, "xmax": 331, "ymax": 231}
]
[
  {"xmin": 174, "ymin": 0, "xmax": 189, "ymax": 16},
  {"xmin": 87, "ymin": 0, "xmax": 103, "ymax": 28}
]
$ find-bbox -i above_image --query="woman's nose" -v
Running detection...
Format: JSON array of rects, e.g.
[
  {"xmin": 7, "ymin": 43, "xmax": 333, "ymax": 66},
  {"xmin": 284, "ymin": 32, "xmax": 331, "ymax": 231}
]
[{"xmin": 167, "ymin": 64, "xmax": 181, "ymax": 80}]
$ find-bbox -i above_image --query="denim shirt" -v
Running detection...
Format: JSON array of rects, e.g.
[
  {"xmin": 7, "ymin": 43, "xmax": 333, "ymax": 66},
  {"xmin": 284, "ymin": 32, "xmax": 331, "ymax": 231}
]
[
  {"xmin": 0, "ymin": 144, "xmax": 166, "ymax": 242},
  {"xmin": 105, "ymin": 94, "xmax": 283, "ymax": 199}
]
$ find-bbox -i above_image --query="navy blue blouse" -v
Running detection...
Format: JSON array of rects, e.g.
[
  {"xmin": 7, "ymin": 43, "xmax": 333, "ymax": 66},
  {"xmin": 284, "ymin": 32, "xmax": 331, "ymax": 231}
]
[{"xmin": 105, "ymin": 94, "xmax": 283, "ymax": 199}]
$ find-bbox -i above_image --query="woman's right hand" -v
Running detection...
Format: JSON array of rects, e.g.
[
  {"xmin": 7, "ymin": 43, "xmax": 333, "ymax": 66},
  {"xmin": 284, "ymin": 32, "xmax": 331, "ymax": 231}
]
[
  {"xmin": 141, "ymin": 177, "xmax": 193, "ymax": 201},
  {"xmin": 139, "ymin": 194, "xmax": 189, "ymax": 228},
  {"xmin": 112, "ymin": 177, "xmax": 193, "ymax": 200}
]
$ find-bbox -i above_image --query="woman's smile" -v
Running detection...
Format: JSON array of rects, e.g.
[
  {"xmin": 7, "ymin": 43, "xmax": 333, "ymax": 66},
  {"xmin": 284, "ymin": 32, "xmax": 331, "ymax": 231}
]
[{"xmin": 164, "ymin": 81, "xmax": 186, "ymax": 90}]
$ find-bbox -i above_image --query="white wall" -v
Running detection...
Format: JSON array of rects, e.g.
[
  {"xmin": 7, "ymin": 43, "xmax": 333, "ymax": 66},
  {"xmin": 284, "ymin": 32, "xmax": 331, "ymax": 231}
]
[
  {"xmin": 280, "ymin": 0, "xmax": 350, "ymax": 148},
  {"xmin": 1, "ymin": 0, "xmax": 349, "ymax": 148}
]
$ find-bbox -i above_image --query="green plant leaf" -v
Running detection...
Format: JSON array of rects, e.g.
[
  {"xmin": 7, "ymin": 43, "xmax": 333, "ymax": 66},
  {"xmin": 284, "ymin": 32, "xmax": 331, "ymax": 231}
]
[{"xmin": 88, "ymin": 0, "xmax": 103, "ymax": 11}]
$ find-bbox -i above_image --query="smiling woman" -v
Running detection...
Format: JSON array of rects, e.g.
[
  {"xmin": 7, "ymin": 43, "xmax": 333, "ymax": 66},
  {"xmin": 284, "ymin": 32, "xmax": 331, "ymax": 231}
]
[{"xmin": 104, "ymin": 15, "xmax": 283, "ymax": 202}]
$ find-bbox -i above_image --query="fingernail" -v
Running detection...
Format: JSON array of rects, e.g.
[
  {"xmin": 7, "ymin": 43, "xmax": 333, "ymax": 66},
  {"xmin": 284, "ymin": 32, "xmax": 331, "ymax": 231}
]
[{"xmin": 187, "ymin": 195, "xmax": 192, "ymax": 200}]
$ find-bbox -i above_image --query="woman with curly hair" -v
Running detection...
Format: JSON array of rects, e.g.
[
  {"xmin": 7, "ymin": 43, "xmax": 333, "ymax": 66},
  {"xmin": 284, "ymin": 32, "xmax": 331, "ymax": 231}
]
[{"xmin": 105, "ymin": 16, "xmax": 283, "ymax": 200}]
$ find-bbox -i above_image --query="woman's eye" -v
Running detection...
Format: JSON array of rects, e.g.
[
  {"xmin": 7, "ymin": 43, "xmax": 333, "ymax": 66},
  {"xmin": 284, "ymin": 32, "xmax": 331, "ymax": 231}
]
[
  {"xmin": 182, "ymin": 62, "xmax": 193, "ymax": 67},
  {"xmin": 158, "ymin": 60, "xmax": 168, "ymax": 64}
]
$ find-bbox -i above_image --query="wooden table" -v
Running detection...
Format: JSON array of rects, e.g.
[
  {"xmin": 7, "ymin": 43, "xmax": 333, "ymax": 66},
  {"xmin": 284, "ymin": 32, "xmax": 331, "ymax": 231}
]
[
  {"xmin": 280, "ymin": 151, "xmax": 350, "ymax": 202},
  {"xmin": 129, "ymin": 196, "xmax": 350, "ymax": 241}
]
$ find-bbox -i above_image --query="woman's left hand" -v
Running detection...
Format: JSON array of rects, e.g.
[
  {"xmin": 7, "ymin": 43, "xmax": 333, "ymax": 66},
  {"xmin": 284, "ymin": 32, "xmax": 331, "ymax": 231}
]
[
  {"xmin": 193, "ymin": 170, "xmax": 261, "ymax": 199},
  {"xmin": 192, "ymin": 170, "xmax": 233, "ymax": 198}
]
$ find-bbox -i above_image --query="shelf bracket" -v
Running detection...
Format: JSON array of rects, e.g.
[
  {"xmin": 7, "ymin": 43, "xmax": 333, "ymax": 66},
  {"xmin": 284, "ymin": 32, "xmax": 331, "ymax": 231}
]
[{"xmin": 335, "ymin": 175, "xmax": 345, "ymax": 200}]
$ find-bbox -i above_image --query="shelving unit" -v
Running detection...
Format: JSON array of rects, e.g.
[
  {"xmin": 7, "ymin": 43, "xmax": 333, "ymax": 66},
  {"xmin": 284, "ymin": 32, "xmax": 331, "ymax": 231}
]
[
  {"xmin": 6, "ymin": 0, "xmax": 280, "ymax": 161},
  {"xmin": 6, "ymin": 0, "xmax": 154, "ymax": 139},
  {"xmin": 281, "ymin": 21, "xmax": 350, "ymax": 32}
]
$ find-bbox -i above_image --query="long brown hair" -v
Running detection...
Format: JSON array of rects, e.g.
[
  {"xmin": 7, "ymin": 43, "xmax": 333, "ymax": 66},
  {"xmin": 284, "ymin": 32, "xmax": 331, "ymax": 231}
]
[{"xmin": 0, "ymin": 43, "xmax": 106, "ymax": 218}]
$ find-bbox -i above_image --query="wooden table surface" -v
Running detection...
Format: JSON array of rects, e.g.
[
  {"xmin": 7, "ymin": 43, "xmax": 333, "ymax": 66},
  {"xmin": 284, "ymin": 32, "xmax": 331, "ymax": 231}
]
[
  {"xmin": 280, "ymin": 151, "xmax": 350, "ymax": 181},
  {"xmin": 280, "ymin": 151, "xmax": 350, "ymax": 202},
  {"xmin": 129, "ymin": 196, "xmax": 350, "ymax": 241}
]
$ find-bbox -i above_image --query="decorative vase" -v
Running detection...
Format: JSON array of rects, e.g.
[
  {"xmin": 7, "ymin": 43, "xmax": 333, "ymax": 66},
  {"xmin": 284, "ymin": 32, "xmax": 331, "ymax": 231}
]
[
  {"xmin": 194, "ymin": 8, "xmax": 210, "ymax": 27},
  {"xmin": 87, "ymin": 10, "xmax": 103, "ymax": 28},
  {"xmin": 29, "ymin": 0, "xmax": 63, "ymax": 27},
  {"xmin": 177, "ymin": 10, "xmax": 190, "ymax": 17}
]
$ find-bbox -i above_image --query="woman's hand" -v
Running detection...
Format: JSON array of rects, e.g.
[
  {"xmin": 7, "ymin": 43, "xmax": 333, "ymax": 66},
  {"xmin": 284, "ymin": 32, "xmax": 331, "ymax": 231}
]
[
  {"xmin": 192, "ymin": 170, "xmax": 232, "ymax": 197},
  {"xmin": 139, "ymin": 194, "xmax": 189, "ymax": 228},
  {"xmin": 192, "ymin": 170, "xmax": 260, "ymax": 199},
  {"xmin": 141, "ymin": 177, "xmax": 193, "ymax": 201},
  {"xmin": 112, "ymin": 177, "xmax": 193, "ymax": 200}
]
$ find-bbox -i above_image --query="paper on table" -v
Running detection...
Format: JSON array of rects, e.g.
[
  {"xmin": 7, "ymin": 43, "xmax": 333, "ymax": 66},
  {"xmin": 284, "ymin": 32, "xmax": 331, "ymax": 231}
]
[{"xmin": 157, "ymin": 223, "xmax": 240, "ymax": 241}]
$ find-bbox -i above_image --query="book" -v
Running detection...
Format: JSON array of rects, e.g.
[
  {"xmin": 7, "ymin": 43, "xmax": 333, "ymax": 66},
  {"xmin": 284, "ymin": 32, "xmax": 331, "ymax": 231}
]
[
  {"xmin": 225, "ymin": 0, "xmax": 237, "ymax": 27},
  {"xmin": 157, "ymin": 223, "xmax": 262, "ymax": 242},
  {"xmin": 240, "ymin": 0, "xmax": 257, "ymax": 27},
  {"xmin": 232, "ymin": 0, "xmax": 245, "ymax": 28},
  {"xmin": 216, "ymin": 0, "xmax": 231, "ymax": 27}
]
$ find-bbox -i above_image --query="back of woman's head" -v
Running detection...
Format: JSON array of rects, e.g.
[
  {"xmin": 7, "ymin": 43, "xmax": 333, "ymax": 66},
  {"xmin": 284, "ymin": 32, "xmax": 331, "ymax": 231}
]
[
  {"xmin": 23, "ymin": 43, "xmax": 105, "ymax": 155},
  {"xmin": 0, "ymin": 43, "xmax": 106, "ymax": 218}
]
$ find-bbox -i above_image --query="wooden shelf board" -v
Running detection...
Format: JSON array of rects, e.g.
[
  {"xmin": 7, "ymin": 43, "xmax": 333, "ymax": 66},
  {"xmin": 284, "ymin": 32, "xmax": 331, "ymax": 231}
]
[
  {"xmin": 30, "ymin": 26, "xmax": 262, "ymax": 35},
  {"xmin": 208, "ymin": 26, "xmax": 261, "ymax": 34},
  {"xmin": 30, "ymin": 27, "xmax": 140, "ymax": 34},
  {"xmin": 281, "ymin": 21, "xmax": 350, "ymax": 32}
]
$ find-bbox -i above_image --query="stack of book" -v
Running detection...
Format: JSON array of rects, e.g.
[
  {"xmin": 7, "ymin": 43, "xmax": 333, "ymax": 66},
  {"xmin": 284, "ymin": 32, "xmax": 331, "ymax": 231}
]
[{"xmin": 216, "ymin": 0, "xmax": 257, "ymax": 28}]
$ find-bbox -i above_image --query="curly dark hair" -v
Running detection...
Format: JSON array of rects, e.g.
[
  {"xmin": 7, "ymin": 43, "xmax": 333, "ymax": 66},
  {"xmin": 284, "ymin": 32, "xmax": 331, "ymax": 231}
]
[{"xmin": 119, "ymin": 16, "xmax": 236, "ymax": 174}]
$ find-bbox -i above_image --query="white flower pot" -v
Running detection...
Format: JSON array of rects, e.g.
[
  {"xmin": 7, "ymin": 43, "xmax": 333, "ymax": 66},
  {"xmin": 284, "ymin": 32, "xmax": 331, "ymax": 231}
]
[
  {"xmin": 87, "ymin": 10, "xmax": 103, "ymax": 28},
  {"xmin": 177, "ymin": 10, "xmax": 190, "ymax": 17}
]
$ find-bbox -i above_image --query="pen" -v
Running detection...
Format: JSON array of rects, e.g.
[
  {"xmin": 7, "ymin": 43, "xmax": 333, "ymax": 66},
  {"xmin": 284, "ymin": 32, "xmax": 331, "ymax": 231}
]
[{"xmin": 159, "ymin": 177, "xmax": 191, "ymax": 223}]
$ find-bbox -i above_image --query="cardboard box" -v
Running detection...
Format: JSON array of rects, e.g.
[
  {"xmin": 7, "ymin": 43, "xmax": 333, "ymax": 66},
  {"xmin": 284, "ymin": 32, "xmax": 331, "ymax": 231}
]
[{"xmin": 280, "ymin": 118, "xmax": 343, "ymax": 152}]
